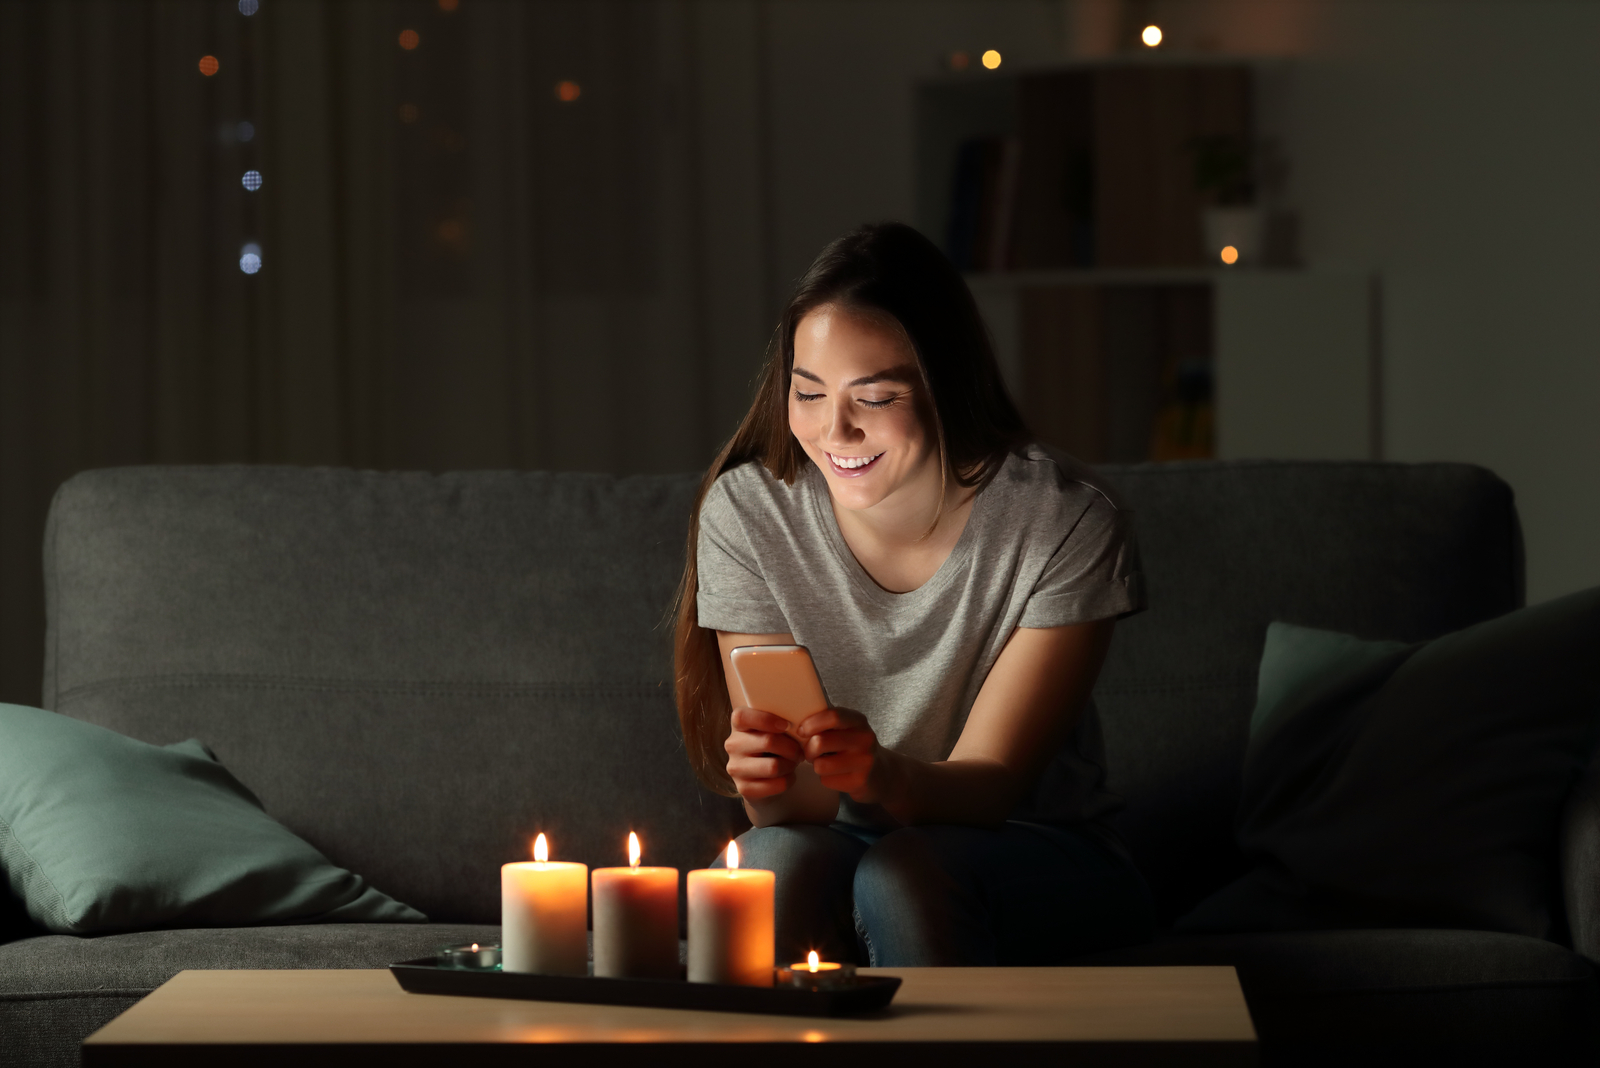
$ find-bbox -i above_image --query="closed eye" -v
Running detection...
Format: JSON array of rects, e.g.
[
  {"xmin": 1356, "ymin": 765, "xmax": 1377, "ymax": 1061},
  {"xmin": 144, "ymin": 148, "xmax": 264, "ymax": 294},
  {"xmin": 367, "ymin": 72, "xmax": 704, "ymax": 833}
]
[
  {"xmin": 859, "ymin": 392, "xmax": 907, "ymax": 410},
  {"xmin": 793, "ymin": 389, "xmax": 823, "ymax": 403}
]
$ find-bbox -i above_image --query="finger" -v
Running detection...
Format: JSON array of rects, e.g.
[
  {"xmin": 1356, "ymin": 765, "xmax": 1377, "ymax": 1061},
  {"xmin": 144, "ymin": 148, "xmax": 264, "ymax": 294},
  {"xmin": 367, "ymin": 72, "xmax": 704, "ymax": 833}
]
[
  {"xmin": 725, "ymin": 731, "xmax": 803, "ymax": 762},
  {"xmin": 731, "ymin": 706, "xmax": 796, "ymax": 735},
  {"xmin": 728, "ymin": 754, "xmax": 797, "ymax": 782},
  {"xmin": 803, "ymin": 728, "xmax": 873, "ymax": 762},
  {"xmin": 795, "ymin": 707, "xmax": 867, "ymax": 738}
]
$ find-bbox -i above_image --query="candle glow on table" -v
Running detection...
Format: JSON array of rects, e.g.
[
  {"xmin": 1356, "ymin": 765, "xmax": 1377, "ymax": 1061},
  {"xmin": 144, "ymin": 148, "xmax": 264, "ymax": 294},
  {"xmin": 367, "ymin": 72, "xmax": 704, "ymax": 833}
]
[
  {"xmin": 591, "ymin": 832, "xmax": 680, "ymax": 979},
  {"xmin": 501, "ymin": 833, "xmax": 588, "ymax": 975},
  {"xmin": 687, "ymin": 839, "xmax": 775, "ymax": 986}
]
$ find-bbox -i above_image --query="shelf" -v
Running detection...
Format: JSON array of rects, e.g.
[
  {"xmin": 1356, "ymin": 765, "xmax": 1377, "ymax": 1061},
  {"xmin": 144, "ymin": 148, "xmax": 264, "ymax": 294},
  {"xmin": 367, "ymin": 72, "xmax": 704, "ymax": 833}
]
[
  {"xmin": 964, "ymin": 267, "xmax": 1301, "ymax": 290},
  {"xmin": 920, "ymin": 53, "xmax": 1291, "ymax": 86}
]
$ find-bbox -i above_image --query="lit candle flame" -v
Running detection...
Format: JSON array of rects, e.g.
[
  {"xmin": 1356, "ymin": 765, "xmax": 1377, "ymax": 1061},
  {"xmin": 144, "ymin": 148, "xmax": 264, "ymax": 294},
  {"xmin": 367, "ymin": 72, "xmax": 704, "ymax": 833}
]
[
  {"xmin": 469, "ymin": 943, "xmax": 479, "ymax": 952},
  {"xmin": 727, "ymin": 839, "xmax": 740, "ymax": 870},
  {"xmin": 533, "ymin": 832, "xmax": 549, "ymax": 863},
  {"xmin": 808, "ymin": 950, "xmax": 820, "ymax": 972},
  {"xmin": 628, "ymin": 831, "xmax": 641, "ymax": 868}
]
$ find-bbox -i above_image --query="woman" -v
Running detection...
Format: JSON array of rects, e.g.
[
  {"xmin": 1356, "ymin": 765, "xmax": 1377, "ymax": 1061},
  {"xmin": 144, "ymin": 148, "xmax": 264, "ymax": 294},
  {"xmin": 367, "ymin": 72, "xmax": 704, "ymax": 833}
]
[{"xmin": 673, "ymin": 222, "xmax": 1152, "ymax": 966}]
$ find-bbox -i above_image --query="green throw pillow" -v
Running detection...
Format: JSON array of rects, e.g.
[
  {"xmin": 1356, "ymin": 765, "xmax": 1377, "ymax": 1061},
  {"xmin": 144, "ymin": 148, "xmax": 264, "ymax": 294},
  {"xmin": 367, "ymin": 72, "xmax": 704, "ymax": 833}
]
[
  {"xmin": 0, "ymin": 704, "xmax": 425, "ymax": 934},
  {"xmin": 1178, "ymin": 587, "xmax": 1600, "ymax": 938}
]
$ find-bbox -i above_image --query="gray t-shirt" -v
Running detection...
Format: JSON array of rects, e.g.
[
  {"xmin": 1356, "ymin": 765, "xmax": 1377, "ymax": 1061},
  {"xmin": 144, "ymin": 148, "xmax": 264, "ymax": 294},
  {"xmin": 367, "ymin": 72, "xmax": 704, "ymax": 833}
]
[{"xmin": 695, "ymin": 443, "xmax": 1144, "ymax": 829}]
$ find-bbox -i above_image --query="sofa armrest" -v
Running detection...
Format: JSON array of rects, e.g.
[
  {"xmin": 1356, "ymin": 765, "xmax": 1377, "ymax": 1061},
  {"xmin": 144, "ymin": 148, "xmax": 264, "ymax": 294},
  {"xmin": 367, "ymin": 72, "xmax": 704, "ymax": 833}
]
[{"xmin": 1562, "ymin": 748, "xmax": 1600, "ymax": 963}]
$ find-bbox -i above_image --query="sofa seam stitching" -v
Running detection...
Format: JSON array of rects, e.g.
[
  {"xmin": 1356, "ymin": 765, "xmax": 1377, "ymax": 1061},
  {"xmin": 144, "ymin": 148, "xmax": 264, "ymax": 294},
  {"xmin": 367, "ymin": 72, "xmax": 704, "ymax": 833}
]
[
  {"xmin": 0, "ymin": 989, "xmax": 154, "ymax": 1001},
  {"xmin": 55, "ymin": 676, "xmax": 667, "ymax": 701}
]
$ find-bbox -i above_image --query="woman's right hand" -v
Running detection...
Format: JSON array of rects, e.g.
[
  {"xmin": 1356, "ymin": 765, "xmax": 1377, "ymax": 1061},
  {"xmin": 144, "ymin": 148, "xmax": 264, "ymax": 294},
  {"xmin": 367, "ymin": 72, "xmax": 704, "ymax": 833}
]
[{"xmin": 724, "ymin": 707, "xmax": 803, "ymax": 800}]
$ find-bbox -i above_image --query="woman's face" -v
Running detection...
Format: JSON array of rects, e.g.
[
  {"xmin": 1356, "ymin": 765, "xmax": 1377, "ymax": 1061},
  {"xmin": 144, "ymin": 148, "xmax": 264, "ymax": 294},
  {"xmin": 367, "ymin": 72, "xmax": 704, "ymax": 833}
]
[{"xmin": 788, "ymin": 304, "xmax": 939, "ymax": 514}]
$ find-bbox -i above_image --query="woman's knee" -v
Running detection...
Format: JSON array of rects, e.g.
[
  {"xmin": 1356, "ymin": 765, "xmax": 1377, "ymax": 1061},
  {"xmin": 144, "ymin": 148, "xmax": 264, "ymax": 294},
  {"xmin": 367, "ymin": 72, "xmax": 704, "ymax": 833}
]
[
  {"xmin": 853, "ymin": 826, "xmax": 976, "ymax": 912},
  {"xmin": 730, "ymin": 824, "xmax": 863, "ymax": 880}
]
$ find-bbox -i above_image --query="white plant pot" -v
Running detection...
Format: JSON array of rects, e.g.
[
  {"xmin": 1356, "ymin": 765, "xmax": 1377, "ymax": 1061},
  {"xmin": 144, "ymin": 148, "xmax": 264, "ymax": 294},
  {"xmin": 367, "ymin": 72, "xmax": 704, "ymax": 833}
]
[{"xmin": 1202, "ymin": 206, "xmax": 1265, "ymax": 266}]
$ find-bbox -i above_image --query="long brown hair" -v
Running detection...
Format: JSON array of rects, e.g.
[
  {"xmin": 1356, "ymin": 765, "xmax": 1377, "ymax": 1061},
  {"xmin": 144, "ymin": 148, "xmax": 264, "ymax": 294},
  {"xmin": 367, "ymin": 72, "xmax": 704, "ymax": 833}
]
[{"xmin": 672, "ymin": 222, "xmax": 1031, "ymax": 795}]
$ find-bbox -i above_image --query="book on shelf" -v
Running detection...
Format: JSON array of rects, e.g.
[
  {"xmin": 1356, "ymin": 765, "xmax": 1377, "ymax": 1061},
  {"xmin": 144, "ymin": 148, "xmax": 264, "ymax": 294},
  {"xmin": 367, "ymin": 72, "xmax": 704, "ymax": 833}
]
[{"xmin": 945, "ymin": 135, "xmax": 1021, "ymax": 273}]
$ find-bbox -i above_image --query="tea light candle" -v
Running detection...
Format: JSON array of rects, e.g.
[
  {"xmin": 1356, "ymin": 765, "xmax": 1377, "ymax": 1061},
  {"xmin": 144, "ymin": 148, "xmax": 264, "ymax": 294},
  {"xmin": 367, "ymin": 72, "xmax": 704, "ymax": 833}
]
[
  {"xmin": 592, "ymin": 832, "xmax": 680, "ymax": 979},
  {"xmin": 779, "ymin": 950, "xmax": 856, "ymax": 988},
  {"xmin": 501, "ymin": 833, "xmax": 588, "ymax": 975},
  {"xmin": 437, "ymin": 941, "xmax": 501, "ymax": 970},
  {"xmin": 687, "ymin": 839, "xmax": 775, "ymax": 986}
]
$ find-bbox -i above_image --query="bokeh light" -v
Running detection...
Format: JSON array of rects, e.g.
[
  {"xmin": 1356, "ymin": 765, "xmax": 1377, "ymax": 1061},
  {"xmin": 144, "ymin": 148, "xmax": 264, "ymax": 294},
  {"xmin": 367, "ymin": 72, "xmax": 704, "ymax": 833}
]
[
  {"xmin": 947, "ymin": 51, "xmax": 970, "ymax": 71},
  {"xmin": 237, "ymin": 120, "xmax": 255, "ymax": 142},
  {"xmin": 240, "ymin": 242, "xmax": 262, "ymax": 275},
  {"xmin": 1142, "ymin": 25, "xmax": 1163, "ymax": 47},
  {"xmin": 398, "ymin": 29, "xmax": 420, "ymax": 50},
  {"xmin": 555, "ymin": 80, "xmax": 581, "ymax": 103},
  {"xmin": 1219, "ymin": 245, "xmax": 1239, "ymax": 265},
  {"xmin": 241, "ymin": 170, "xmax": 263, "ymax": 192},
  {"xmin": 981, "ymin": 49, "xmax": 1001, "ymax": 70},
  {"xmin": 398, "ymin": 103, "xmax": 419, "ymax": 123},
  {"xmin": 238, "ymin": 0, "xmax": 260, "ymax": 15},
  {"xmin": 198, "ymin": 55, "xmax": 219, "ymax": 76},
  {"xmin": 438, "ymin": 0, "xmax": 459, "ymax": 10}
]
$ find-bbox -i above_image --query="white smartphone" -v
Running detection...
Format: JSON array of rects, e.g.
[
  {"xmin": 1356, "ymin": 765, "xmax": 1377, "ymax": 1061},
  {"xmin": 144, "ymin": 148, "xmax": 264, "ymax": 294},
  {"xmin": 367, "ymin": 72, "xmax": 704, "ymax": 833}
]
[
  {"xmin": 728, "ymin": 644, "xmax": 831, "ymax": 726},
  {"xmin": 727, "ymin": 644, "xmax": 839, "ymax": 826}
]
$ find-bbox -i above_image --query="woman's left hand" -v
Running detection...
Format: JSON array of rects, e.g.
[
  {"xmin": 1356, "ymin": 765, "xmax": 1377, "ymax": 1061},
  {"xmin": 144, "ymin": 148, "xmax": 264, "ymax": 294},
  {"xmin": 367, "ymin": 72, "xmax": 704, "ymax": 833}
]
[{"xmin": 796, "ymin": 707, "xmax": 888, "ymax": 802}]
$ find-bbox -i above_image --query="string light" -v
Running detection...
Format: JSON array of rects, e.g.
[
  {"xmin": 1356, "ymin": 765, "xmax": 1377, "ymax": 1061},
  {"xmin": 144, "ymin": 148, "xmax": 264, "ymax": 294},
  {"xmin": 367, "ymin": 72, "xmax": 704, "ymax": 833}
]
[
  {"xmin": 398, "ymin": 29, "xmax": 420, "ymax": 50},
  {"xmin": 555, "ymin": 80, "xmax": 581, "ymax": 103},
  {"xmin": 198, "ymin": 55, "xmax": 219, "ymax": 76},
  {"xmin": 1220, "ymin": 245, "xmax": 1239, "ymax": 265},
  {"xmin": 238, "ymin": 0, "xmax": 260, "ymax": 15},
  {"xmin": 981, "ymin": 49, "xmax": 1001, "ymax": 69},
  {"xmin": 241, "ymin": 170, "xmax": 262, "ymax": 192},
  {"xmin": 239, "ymin": 242, "xmax": 262, "ymax": 275},
  {"xmin": 1142, "ymin": 25, "xmax": 1163, "ymax": 47}
]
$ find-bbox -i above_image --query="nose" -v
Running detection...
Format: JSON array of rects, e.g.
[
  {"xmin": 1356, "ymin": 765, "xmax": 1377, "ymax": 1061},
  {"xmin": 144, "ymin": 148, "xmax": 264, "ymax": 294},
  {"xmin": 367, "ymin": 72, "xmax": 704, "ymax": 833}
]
[{"xmin": 823, "ymin": 395, "xmax": 864, "ymax": 449}]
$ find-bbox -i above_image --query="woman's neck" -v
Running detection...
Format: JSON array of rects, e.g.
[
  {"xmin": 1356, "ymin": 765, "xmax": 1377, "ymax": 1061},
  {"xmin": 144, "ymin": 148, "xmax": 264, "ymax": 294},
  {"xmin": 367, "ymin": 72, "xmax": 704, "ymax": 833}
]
[{"xmin": 827, "ymin": 466, "xmax": 976, "ymax": 594}]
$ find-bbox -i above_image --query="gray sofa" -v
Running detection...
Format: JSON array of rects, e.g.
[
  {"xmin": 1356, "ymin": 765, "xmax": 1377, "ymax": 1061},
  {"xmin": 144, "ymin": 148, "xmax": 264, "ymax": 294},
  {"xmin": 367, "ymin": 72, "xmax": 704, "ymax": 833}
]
[{"xmin": 2, "ymin": 460, "xmax": 1596, "ymax": 1066}]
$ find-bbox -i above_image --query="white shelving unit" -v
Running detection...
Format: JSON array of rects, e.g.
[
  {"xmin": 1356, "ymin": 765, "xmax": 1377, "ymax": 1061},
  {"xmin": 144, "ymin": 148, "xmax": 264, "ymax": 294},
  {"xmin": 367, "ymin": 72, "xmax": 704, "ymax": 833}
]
[{"xmin": 969, "ymin": 269, "xmax": 1380, "ymax": 462}]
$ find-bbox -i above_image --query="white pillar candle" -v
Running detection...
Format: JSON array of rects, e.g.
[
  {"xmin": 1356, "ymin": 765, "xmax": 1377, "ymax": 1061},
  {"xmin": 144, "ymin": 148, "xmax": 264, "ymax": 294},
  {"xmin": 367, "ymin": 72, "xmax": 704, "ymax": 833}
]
[
  {"xmin": 501, "ymin": 833, "xmax": 588, "ymax": 975},
  {"xmin": 592, "ymin": 832, "xmax": 679, "ymax": 980},
  {"xmin": 687, "ymin": 840, "xmax": 775, "ymax": 986}
]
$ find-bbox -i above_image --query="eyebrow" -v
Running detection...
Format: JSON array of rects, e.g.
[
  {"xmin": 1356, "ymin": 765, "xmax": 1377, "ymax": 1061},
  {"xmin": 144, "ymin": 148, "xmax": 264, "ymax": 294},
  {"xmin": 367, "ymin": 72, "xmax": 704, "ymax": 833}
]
[{"xmin": 791, "ymin": 364, "xmax": 919, "ymax": 388}]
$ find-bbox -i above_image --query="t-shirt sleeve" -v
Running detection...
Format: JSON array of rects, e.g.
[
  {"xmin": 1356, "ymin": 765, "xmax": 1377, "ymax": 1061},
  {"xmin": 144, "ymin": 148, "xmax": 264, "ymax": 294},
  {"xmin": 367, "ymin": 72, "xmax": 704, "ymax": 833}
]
[
  {"xmin": 694, "ymin": 475, "xmax": 791, "ymax": 635},
  {"xmin": 1018, "ymin": 492, "xmax": 1146, "ymax": 628}
]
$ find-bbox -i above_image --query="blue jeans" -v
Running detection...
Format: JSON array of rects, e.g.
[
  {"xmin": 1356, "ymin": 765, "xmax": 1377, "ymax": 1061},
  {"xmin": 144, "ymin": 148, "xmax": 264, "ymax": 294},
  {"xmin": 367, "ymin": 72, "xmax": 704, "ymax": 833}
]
[{"xmin": 721, "ymin": 821, "xmax": 1155, "ymax": 966}]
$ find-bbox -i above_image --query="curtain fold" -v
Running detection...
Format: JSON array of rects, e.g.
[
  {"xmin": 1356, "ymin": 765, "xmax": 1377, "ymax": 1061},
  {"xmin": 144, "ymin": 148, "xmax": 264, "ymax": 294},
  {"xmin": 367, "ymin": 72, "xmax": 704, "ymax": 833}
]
[{"xmin": 1, "ymin": 0, "xmax": 768, "ymax": 704}]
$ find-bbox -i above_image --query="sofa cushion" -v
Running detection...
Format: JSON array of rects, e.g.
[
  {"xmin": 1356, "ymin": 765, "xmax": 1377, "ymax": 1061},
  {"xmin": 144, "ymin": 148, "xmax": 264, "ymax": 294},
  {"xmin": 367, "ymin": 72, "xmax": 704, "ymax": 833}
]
[
  {"xmin": 0, "ymin": 923, "xmax": 498, "ymax": 1068},
  {"xmin": 1092, "ymin": 461, "xmax": 1522, "ymax": 922},
  {"xmin": 1071, "ymin": 928, "xmax": 1600, "ymax": 1057},
  {"xmin": 41, "ymin": 467, "xmax": 747, "ymax": 924},
  {"xmin": 1179, "ymin": 590, "xmax": 1600, "ymax": 940},
  {"xmin": 0, "ymin": 704, "xmax": 423, "ymax": 934}
]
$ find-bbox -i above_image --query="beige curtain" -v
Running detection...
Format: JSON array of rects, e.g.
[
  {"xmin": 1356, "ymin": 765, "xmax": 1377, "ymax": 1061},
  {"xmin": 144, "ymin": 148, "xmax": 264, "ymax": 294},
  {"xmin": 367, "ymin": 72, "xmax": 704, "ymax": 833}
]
[{"xmin": 0, "ymin": 0, "xmax": 774, "ymax": 704}]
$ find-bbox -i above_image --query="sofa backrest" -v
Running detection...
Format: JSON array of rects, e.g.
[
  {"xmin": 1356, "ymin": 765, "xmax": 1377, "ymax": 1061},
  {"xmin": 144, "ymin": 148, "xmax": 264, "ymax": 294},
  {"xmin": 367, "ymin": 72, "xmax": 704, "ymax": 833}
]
[
  {"xmin": 1094, "ymin": 460, "xmax": 1521, "ymax": 921},
  {"xmin": 43, "ymin": 460, "xmax": 1522, "ymax": 926},
  {"xmin": 44, "ymin": 466, "xmax": 741, "ymax": 923}
]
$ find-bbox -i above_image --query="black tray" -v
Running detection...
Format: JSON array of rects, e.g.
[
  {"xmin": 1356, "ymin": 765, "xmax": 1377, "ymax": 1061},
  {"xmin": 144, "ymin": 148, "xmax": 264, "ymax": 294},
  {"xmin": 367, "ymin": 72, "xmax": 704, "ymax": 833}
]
[{"xmin": 390, "ymin": 958, "xmax": 901, "ymax": 1017}]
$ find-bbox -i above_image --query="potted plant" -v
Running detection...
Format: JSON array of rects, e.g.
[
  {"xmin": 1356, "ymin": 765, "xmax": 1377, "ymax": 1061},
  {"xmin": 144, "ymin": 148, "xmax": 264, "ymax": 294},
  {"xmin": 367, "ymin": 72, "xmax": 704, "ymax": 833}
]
[{"xmin": 1190, "ymin": 134, "xmax": 1263, "ymax": 266}]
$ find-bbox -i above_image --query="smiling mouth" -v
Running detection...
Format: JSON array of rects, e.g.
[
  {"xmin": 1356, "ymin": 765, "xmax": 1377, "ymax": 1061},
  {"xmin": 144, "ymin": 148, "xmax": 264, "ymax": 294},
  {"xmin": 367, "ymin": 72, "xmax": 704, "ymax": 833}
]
[{"xmin": 826, "ymin": 451, "xmax": 885, "ymax": 477}]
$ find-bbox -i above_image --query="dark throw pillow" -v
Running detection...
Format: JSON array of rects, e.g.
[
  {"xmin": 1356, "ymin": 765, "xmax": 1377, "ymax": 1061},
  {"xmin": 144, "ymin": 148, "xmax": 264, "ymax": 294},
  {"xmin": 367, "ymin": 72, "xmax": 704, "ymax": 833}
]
[
  {"xmin": 0, "ymin": 703, "xmax": 425, "ymax": 934},
  {"xmin": 1177, "ymin": 587, "xmax": 1600, "ymax": 939}
]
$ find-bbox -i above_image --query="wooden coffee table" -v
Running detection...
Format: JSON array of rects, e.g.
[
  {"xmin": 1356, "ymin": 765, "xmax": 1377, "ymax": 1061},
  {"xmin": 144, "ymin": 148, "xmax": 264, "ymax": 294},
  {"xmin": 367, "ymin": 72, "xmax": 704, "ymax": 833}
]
[{"xmin": 83, "ymin": 966, "xmax": 1256, "ymax": 1066}]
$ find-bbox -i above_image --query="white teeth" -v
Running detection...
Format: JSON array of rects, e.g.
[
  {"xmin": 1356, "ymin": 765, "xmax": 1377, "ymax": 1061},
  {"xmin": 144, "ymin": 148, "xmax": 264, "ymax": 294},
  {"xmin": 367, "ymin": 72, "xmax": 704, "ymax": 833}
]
[{"xmin": 829, "ymin": 452, "xmax": 882, "ymax": 470}]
